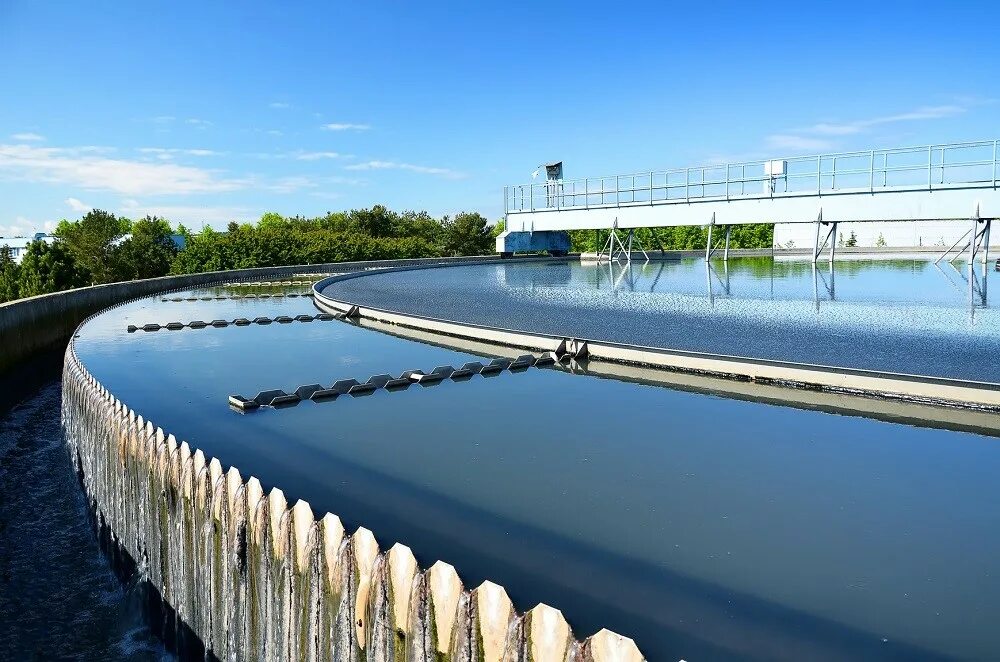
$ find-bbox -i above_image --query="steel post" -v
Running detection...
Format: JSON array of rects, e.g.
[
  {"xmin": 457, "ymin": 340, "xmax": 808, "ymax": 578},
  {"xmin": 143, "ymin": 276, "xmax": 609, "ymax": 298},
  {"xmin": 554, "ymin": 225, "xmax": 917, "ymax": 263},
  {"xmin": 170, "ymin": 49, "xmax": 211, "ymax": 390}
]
[
  {"xmin": 706, "ymin": 222, "xmax": 713, "ymax": 261},
  {"xmin": 724, "ymin": 225, "xmax": 731, "ymax": 262}
]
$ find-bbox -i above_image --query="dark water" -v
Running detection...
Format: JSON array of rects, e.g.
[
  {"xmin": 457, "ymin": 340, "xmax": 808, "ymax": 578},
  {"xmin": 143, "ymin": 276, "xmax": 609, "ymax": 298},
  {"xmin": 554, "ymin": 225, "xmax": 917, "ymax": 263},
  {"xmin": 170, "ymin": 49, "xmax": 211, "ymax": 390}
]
[
  {"xmin": 0, "ymin": 383, "xmax": 169, "ymax": 661},
  {"xmin": 70, "ymin": 277, "xmax": 1000, "ymax": 660},
  {"xmin": 326, "ymin": 257, "xmax": 1000, "ymax": 382}
]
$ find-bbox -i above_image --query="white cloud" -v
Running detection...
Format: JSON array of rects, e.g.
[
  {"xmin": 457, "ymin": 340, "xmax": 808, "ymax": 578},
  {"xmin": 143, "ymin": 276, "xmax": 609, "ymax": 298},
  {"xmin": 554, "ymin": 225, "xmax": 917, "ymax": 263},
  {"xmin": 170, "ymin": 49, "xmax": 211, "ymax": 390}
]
[
  {"xmin": 344, "ymin": 160, "xmax": 466, "ymax": 179},
  {"xmin": 269, "ymin": 102, "xmax": 291, "ymax": 109},
  {"xmin": 295, "ymin": 151, "xmax": 347, "ymax": 161},
  {"xmin": 764, "ymin": 135, "xmax": 835, "ymax": 152},
  {"xmin": 806, "ymin": 105, "xmax": 965, "ymax": 136},
  {"xmin": 763, "ymin": 104, "xmax": 970, "ymax": 155},
  {"xmin": 266, "ymin": 129, "xmax": 283, "ymax": 136},
  {"xmin": 0, "ymin": 143, "xmax": 247, "ymax": 195},
  {"xmin": 1, "ymin": 217, "xmax": 56, "ymax": 237},
  {"xmin": 65, "ymin": 197, "xmax": 92, "ymax": 212},
  {"xmin": 11, "ymin": 132, "xmax": 44, "ymax": 142},
  {"xmin": 321, "ymin": 123, "xmax": 370, "ymax": 131},
  {"xmin": 186, "ymin": 118, "xmax": 212, "ymax": 128},
  {"xmin": 150, "ymin": 115, "xmax": 175, "ymax": 124},
  {"xmin": 266, "ymin": 176, "xmax": 321, "ymax": 194},
  {"xmin": 119, "ymin": 199, "xmax": 254, "ymax": 226},
  {"xmin": 138, "ymin": 147, "xmax": 222, "ymax": 159}
]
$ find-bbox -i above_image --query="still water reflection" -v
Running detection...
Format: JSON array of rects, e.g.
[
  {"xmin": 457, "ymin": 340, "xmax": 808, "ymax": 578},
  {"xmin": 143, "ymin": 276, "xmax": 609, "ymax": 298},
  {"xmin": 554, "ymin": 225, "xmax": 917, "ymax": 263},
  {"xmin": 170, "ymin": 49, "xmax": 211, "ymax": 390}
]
[
  {"xmin": 71, "ymin": 268, "xmax": 1000, "ymax": 660},
  {"xmin": 327, "ymin": 257, "xmax": 1000, "ymax": 381}
]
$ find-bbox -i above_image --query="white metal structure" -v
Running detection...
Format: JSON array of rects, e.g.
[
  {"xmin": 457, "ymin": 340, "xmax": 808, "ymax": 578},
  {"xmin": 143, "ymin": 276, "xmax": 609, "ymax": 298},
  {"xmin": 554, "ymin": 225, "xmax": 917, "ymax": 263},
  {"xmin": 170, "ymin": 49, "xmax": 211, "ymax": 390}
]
[{"xmin": 503, "ymin": 140, "xmax": 1000, "ymax": 263}]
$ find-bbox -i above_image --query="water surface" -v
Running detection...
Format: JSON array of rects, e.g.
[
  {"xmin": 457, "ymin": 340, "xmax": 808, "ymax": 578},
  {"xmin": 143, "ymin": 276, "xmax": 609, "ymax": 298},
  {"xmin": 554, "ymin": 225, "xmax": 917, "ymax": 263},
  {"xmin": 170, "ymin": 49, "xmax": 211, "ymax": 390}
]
[{"xmin": 71, "ymin": 281, "xmax": 1000, "ymax": 660}]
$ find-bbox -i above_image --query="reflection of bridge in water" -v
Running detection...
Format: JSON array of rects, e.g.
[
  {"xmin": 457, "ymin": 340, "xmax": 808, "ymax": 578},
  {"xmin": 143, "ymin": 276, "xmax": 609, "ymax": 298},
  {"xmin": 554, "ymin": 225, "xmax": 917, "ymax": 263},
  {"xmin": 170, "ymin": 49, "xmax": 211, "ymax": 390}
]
[
  {"xmin": 500, "ymin": 139, "xmax": 1000, "ymax": 264},
  {"xmin": 589, "ymin": 257, "xmax": 991, "ymax": 316}
]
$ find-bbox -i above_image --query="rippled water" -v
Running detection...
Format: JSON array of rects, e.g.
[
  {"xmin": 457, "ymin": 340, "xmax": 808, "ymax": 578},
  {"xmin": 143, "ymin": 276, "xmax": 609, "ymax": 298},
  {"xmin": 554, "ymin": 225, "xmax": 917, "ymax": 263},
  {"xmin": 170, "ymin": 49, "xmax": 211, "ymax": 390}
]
[
  {"xmin": 0, "ymin": 383, "xmax": 169, "ymax": 661},
  {"xmin": 327, "ymin": 257, "xmax": 1000, "ymax": 381},
  {"xmin": 67, "ymin": 268, "xmax": 1000, "ymax": 660}
]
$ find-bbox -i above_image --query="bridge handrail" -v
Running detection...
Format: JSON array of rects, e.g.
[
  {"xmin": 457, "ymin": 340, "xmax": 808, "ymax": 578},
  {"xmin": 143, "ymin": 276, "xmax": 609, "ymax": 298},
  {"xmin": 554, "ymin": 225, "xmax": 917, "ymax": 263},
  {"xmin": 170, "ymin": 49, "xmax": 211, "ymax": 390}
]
[{"xmin": 505, "ymin": 139, "xmax": 1000, "ymax": 214}]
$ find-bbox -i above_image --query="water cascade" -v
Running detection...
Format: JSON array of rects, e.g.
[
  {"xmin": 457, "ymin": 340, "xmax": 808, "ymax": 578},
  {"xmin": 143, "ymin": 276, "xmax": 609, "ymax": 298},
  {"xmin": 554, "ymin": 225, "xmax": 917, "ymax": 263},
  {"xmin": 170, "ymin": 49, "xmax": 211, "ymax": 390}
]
[{"xmin": 61, "ymin": 341, "xmax": 645, "ymax": 661}]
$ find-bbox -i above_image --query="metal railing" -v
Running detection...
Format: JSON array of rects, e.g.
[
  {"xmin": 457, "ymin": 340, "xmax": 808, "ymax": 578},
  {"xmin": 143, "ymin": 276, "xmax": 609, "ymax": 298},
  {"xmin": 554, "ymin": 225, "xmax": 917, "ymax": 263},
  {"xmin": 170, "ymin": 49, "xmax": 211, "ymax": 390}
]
[{"xmin": 505, "ymin": 139, "xmax": 1000, "ymax": 214}]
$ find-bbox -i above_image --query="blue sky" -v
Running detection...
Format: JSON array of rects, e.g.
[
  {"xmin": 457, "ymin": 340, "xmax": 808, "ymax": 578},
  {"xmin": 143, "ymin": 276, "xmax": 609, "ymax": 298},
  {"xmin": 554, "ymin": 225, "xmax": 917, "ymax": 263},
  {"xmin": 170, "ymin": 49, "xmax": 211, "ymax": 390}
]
[{"xmin": 1, "ymin": 1, "xmax": 997, "ymax": 234}]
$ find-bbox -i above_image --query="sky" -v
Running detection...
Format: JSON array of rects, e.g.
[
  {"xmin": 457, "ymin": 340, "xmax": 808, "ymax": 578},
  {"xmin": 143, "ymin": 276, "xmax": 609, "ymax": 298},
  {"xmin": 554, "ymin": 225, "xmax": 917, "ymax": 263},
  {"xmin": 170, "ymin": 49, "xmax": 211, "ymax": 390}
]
[{"xmin": 1, "ymin": 1, "xmax": 997, "ymax": 235}]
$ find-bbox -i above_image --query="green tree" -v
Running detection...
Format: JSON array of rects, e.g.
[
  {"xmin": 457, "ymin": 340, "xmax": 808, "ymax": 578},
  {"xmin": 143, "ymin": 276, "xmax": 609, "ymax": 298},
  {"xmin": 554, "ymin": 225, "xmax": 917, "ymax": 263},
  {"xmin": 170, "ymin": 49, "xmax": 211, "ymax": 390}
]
[
  {"xmin": 0, "ymin": 245, "xmax": 20, "ymax": 303},
  {"xmin": 441, "ymin": 211, "xmax": 492, "ymax": 256},
  {"xmin": 54, "ymin": 209, "xmax": 129, "ymax": 284},
  {"xmin": 846, "ymin": 231, "xmax": 858, "ymax": 247},
  {"xmin": 113, "ymin": 216, "xmax": 178, "ymax": 280},
  {"xmin": 347, "ymin": 205, "xmax": 397, "ymax": 237},
  {"xmin": 17, "ymin": 240, "xmax": 87, "ymax": 297}
]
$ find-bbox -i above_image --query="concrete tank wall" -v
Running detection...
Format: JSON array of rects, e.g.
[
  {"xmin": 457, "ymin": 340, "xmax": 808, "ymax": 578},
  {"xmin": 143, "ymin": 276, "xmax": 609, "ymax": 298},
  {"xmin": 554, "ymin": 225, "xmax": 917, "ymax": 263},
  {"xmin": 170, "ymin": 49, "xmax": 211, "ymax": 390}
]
[
  {"xmin": 60, "ymin": 334, "xmax": 645, "ymax": 661},
  {"xmin": 0, "ymin": 256, "xmax": 510, "ymax": 377},
  {"xmin": 1, "ymin": 255, "xmax": 645, "ymax": 660}
]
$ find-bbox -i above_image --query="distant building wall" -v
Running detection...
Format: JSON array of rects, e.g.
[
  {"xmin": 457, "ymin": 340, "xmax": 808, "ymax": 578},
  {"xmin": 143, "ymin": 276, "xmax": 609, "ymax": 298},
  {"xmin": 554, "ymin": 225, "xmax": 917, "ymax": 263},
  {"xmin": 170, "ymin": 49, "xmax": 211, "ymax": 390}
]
[
  {"xmin": 0, "ymin": 233, "xmax": 55, "ymax": 264},
  {"xmin": 773, "ymin": 220, "xmax": 990, "ymax": 250}
]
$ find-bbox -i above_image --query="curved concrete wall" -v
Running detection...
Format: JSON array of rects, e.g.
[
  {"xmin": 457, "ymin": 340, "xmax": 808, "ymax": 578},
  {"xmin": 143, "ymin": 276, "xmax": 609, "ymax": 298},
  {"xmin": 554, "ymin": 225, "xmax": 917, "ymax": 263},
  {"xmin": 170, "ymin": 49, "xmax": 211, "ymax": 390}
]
[
  {"xmin": 313, "ymin": 264, "xmax": 1000, "ymax": 411},
  {"xmin": 0, "ymin": 255, "xmax": 512, "ymax": 376},
  {"xmin": 39, "ymin": 256, "xmax": 644, "ymax": 660}
]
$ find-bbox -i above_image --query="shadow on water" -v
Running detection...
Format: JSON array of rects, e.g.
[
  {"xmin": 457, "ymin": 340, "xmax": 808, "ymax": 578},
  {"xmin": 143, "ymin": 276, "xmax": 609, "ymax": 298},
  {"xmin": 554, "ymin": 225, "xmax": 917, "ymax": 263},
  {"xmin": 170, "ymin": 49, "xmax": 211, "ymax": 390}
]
[{"xmin": 0, "ymin": 379, "xmax": 173, "ymax": 661}]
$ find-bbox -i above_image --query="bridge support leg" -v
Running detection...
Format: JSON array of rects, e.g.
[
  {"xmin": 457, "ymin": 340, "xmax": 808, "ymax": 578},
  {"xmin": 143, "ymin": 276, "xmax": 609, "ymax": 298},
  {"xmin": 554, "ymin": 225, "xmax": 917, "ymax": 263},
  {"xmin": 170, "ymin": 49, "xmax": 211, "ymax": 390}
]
[
  {"xmin": 724, "ymin": 226, "xmax": 731, "ymax": 262},
  {"xmin": 981, "ymin": 218, "xmax": 991, "ymax": 265},
  {"xmin": 829, "ymin": 222, "xmax": 838, "ymax": 264},
  {"xmin": 705, "ymin": 222, "xmax": 714, "ymax": 261},
  {"xmin": 812, "ymin": 214, "xmax": 836, "ymax": 264}
]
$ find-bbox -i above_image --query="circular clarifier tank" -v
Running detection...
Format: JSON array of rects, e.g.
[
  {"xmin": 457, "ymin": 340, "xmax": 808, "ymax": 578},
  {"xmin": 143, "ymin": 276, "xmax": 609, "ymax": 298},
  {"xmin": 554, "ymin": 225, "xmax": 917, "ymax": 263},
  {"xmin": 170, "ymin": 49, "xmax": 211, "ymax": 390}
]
[{"xmin": 73, "ymin": 260, "xmax": 1000, "ymax": 660}]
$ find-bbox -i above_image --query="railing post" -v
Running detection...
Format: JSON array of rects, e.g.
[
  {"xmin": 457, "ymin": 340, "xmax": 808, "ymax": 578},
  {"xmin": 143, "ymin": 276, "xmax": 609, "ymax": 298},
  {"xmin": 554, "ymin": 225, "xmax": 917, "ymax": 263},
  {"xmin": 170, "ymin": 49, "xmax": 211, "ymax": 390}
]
[
  {"xmin": 649, "ymin": 171, "xmax": 653, "ymax": 204},
  {"xmin": 994, "ymin": 139, "xmax": 998, "ymax": 186},
  {"xmin": 832, "ymin": 156, "xmax": 837, "ymax": 190},
  {"xmin": 816, "ymin": 155, "xmax": 821, "ymax": 194},
  {"xmin": 585, "ymin": 178, "xmax": 589, "ymax": 209},
  {"xmin": 927, "ymin": 145, "xmax": 933, "ymax": 190},
  {"xmin": 686, "ymin": 168, "xmax": 690, "ymax": 202},
  {"xmin": 869, "ymin": 150, "xmax": 874, "ymax": 192}
]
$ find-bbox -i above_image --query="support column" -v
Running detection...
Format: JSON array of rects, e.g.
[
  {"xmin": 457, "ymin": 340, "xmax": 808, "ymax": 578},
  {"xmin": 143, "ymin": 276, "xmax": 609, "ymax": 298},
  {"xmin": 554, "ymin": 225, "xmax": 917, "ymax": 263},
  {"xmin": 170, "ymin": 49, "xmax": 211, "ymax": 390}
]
[
  {"xmin": 829, "ymin": 222, "xmax": 838, "ymax": 264},
  {"xmin": 705, "ymin": 222, "xmax": 714, "ymax": 261},
  {"xmin": 970, "ymin": 215, "xmax": 979, "ymax": 271},
  {"xmin": 724, "ymin": 226, "xmax": 731, "ymax": 262},
  {"xmin": 813, "ymin": 216, "xmax": 822, "ymax": 264},
  {"xmin": 982, "ymin": 219, "xmax": 991, "ymax": 266}
]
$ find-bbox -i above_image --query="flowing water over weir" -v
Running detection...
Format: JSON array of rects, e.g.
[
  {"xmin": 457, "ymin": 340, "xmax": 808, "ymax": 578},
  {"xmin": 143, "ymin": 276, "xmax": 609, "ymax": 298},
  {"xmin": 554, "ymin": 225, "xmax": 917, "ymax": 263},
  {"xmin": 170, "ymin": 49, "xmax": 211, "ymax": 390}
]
[
  {"xmin": 0, "ymin": 382, "xmax": 168, "ymax": 660},
  {"xmin": 61, "ymin": 343, "xmax": 644, "ymax": 661}
]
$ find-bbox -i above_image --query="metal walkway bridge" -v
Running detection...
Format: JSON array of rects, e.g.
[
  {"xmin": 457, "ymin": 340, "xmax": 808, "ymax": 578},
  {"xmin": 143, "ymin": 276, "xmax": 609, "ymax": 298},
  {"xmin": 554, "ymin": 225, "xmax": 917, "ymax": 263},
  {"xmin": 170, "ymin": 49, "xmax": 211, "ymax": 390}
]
[{"xmin": 499, "ymin": 139, "xmax": 1000, "ymax": 263}]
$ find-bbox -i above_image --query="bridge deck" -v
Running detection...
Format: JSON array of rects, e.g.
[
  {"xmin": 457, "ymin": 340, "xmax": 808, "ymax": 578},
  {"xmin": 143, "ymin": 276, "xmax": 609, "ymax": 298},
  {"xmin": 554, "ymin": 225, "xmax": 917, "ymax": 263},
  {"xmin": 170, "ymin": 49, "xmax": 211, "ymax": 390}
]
[{"xmin": 505, "ymin": 140, "xmax": 1000, "ymax": 231}]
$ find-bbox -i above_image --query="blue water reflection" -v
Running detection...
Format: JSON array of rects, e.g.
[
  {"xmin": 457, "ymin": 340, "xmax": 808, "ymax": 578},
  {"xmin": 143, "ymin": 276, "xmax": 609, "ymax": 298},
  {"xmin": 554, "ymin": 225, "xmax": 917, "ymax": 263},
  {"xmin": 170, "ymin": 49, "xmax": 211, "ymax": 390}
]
[{"xmin": 326, "ymin": 257, "xmax": 1000, "ymax": 381}]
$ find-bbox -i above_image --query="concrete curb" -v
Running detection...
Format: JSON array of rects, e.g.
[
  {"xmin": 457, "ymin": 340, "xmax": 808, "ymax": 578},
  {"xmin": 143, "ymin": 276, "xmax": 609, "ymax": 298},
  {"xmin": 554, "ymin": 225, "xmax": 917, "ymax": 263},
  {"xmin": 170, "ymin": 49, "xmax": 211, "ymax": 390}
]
[
  {"xmin": 62, "ymin": 340, "xmax": 646, "ymax": 660},
  {"xmin": 312, "ymin": 261, "xmax": 1000, "ymax": 412}
]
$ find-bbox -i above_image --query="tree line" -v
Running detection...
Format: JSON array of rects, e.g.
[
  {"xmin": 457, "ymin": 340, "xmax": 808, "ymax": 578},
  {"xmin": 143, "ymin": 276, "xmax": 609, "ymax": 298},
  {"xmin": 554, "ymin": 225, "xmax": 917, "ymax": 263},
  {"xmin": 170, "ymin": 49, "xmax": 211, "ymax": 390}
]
[
  {"xmin": 1, "ymin": 206, "xmax": 775, "ymax": 305},
  {"xmin": 0, "ymin": 206, "xmax": 497, "ymax": 304}
]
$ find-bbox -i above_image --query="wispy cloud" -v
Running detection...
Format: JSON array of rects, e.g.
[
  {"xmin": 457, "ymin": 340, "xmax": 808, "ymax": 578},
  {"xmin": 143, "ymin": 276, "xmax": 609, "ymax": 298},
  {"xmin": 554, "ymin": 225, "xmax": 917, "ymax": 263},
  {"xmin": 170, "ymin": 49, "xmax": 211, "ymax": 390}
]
[
  {"xmin": 805, "ymin": 105, "xmax": 966, "ymax": 136},
  {"xmin": 294, "ymin": 151, "xmax": 348, "ymax": 161},
  {"xmin": 321, "ymin": 123, "xmax": 370, "ymax": 131},
  {"xmin": 344, "ymin": 160, "xmax": 465, "ymax": 179},
  {"xmin": 11, "ymin": 132, "xmax": 44, "ymax": 142},
  {"xmin": 65, "ymin": 197, "xmax": 92, "ymax": 212},
  {"xmin": 150, "ymin": 115, "xmax": 176, "ymax": 124},
  {"xmin": 764, "ymin": 135, "xmax": 835, "ymax": 152},
  {"xmin": 120, "ymin": 199, "xmax": 254, "ymax": 226},
  {"xmin": 269, "ymin": 102, "xmax": 291, "ymax": 109},
  {"xmin": 1, "ymin": 217, "xmax": 57, "ymax": 237},
  {"xmin": 137, "ymin": 147, "xmax": 223, "ymax": 161},
  {"xmin": 764, "ymin": 104, "xmax": 969, "ymax": 155},
  {"xmin": 185, "ymin": 118, "xmax": 212, "ymax": 128},
  {"xmin": 266, "ymin": 176, "xmax": 321, "ymax": 194},
  {"xmin": 0, "ymin": 143, "xmax": 246, "ymax": 195}
]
